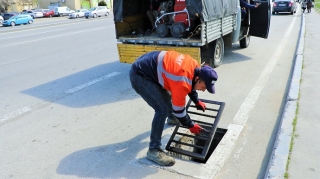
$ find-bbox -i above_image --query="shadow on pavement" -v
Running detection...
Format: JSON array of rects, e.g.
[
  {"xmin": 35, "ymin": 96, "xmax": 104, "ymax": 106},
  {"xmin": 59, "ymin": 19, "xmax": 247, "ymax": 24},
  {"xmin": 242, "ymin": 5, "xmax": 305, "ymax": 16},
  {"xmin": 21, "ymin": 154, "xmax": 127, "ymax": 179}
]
[
  {"xmin": 21, "ymin": 62, "xmax": 136, "ymax": 108},
  {"xmin": 56, "ymin": 131, "xmax": 158, "ymax": 178}
]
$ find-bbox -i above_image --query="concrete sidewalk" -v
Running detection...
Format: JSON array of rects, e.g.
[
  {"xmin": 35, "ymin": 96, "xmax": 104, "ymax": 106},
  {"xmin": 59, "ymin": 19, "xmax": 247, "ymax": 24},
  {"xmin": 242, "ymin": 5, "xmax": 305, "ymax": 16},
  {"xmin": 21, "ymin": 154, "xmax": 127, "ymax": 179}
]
[{"xmin": 265, "ymin": 7, "xmax": 320, "ymax": 179}]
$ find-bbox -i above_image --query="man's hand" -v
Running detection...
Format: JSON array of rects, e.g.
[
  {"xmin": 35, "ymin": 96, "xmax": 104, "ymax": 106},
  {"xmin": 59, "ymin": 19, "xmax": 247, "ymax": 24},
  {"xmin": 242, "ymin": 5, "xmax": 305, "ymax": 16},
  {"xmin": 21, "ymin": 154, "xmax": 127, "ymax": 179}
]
[
  {"xmin": 189, "ymin": 123, "xmax": 203, "ymax": 134},
  {"xmin": 196, "ymin": 100, "xmax": 206, "ymax": 112}
]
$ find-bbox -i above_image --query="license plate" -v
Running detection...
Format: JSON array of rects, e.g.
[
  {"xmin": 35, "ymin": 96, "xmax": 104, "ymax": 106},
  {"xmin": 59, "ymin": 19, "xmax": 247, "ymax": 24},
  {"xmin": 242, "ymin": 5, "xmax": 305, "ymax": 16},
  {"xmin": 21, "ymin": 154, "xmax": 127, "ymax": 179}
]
[{"xmin": 279, "ymin": 4, "xmax": 286, "ymax": 6}]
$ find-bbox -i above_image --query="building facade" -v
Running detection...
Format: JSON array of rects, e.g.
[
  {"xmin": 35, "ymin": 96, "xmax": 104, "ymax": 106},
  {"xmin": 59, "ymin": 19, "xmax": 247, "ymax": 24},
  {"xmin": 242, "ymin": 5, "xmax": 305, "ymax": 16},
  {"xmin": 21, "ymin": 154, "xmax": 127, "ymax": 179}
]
[{"xmin": 39, "ymin": 0, "xmax": 112, "ymax": 11}]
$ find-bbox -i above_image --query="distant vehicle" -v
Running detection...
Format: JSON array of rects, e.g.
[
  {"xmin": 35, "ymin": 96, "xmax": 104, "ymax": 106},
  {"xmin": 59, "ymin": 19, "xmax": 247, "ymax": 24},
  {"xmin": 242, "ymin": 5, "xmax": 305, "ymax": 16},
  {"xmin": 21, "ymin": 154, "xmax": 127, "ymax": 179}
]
[
  {"xmin": 2, "ymin": 12, "xmax": 20, "ymax": 20},
  {"xmin": 21, "ymin": 10, "xmax": 43, "ymax": 18},
  {"xmin": 2, "ymin": 14, "xmax": 33, "ymax": 26},
  {"xmin": 272, "ymin": 0, "xmax": 297, "ymax": 15},
  {"xmin": 54, "ymin": 6, "xmax": 75, "ymax": 17},
  {"xmin": 41, "ymin": 9, "xmax": 54, "ymax": 17},
  {"xmin": 69, "ymin": 9, "xmax": 88, "ymax": 18},
  {"xmin": 84, "ymin": 6, "xmax": 110, "ymax": 18}
]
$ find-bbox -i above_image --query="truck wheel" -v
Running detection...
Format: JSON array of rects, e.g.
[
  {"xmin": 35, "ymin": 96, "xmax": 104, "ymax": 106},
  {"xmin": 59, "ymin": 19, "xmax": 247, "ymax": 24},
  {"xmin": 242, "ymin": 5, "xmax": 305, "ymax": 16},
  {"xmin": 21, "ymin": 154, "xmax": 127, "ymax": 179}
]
[
  {"xmin": 240, "ymin": 36, "xmax": 250, "ymax": 48},
  {"xmin": 201, "ymin": 37, "xmax": 224, "ymax": 68},
  {"xmin": 213, "ymin": 38, "xmax": 224, "ymax": 67}
]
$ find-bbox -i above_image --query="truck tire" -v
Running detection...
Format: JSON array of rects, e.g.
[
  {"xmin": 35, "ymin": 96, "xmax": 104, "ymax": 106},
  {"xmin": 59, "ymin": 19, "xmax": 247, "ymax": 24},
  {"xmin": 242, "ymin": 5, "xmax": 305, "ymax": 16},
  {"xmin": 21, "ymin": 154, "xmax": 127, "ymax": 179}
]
[
  {"xmin": 201, "ymin": 37, "xmax": 224, "ymax": 68},
  {"xmin": 239, "ymin": 36, "xmax": 250, "ymax": 48},
  {"xmin": 213, "ymin": 38, "xmax": 224, "ymax": 67}
]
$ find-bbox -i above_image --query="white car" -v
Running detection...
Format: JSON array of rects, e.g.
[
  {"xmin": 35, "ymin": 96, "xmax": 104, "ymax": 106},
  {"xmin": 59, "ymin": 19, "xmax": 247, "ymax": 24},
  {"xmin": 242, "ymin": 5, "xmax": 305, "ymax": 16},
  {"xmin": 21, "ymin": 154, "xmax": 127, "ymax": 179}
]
[
  {"xmin": 54, "ymin": 6, "xmax": 75, "ymax": 17},
  {"xmin": 21, "ymin": 10, "xmax": 43, "ymax": 18},
  {"xmin": 69, "ymin": 9, "xmax": 88, "ymax": 18},
  {"xmin": 0, "ymin": 15, "xmax": 4, "ymax": 24},
  {"xmin": 84, "ymin": 6, "xmax": 110, "ymax": 18}
]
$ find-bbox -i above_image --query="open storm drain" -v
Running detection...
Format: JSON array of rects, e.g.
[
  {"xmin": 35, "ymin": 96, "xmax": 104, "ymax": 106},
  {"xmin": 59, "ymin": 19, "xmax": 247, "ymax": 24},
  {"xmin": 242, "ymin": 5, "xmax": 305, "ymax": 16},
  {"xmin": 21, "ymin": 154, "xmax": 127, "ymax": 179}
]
[{"xmin": 166, "ymin": 99, "xmax": 227, "ymax": 163}]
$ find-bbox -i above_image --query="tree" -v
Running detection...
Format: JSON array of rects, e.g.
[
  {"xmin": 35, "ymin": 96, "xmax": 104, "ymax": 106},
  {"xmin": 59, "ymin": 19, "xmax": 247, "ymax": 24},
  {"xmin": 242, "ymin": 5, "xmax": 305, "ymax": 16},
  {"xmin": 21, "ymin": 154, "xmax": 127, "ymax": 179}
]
[
  {"xmin": 98, "ymin": 0, "xmax": 107, "ymax": 6},
  {"xmin": 0, "ymin": 0, "xmax": 11, "ymax": 12},
  {"xmin": 16, "ymin": 0, "xmax": 30, "ymax": 10}
]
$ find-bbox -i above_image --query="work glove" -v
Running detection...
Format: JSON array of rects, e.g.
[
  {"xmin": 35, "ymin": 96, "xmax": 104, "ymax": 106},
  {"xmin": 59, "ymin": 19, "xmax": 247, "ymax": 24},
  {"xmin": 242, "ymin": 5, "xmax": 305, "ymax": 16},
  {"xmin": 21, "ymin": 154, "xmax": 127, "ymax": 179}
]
[
  {"xmin": 189, "ymin": 123, "xmax": 202, "ymax": 134},
  {"xmin": 195, "ymin": 100, "xmax": 206, "ymax": 112}
]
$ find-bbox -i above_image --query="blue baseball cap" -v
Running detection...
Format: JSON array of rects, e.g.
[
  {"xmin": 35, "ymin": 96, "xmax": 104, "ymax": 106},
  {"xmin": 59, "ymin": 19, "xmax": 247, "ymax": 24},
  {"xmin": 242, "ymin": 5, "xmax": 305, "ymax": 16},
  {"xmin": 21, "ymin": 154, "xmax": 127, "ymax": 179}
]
[{"xmin": 199, "ymin": 65, "xmax": 218, "ymax": 94}]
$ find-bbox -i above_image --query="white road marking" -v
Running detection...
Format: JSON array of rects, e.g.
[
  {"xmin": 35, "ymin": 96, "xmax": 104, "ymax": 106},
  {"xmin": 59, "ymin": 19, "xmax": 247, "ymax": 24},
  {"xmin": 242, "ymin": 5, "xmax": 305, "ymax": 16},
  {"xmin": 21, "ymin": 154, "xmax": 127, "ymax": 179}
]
[
  {"xmin": 65, "ymin": 72, "xmax": 121, "ymax": 94},
  {"xmin": 200, "ymin": 16, "xmax": 297, "ymax": 179},
  {"xmin": 0, "ymin": 29, "xmax": 63, "ymax": 40},
  {"xmin": 0, "ymin": 106, "xmax": 32, "ymax": 122},
  {"xmin": 0, "ymin": 58, "xmax": 28, "ymax": 66},
  {"xmin": 1, "ymin": 27, "xmax": 106, "ymax": 47},
  {"xmin": 0, "ymin": 72, "xmax": 120, "ymax": 123}
]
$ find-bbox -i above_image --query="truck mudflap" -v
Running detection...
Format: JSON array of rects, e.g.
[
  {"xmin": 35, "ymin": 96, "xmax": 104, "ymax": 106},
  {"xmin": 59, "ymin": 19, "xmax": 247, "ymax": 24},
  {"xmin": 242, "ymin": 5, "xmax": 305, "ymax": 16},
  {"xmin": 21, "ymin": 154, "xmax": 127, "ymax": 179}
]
[{"xmin": 117, "ymin": 44, "xmax": 201, "ymax": 64}]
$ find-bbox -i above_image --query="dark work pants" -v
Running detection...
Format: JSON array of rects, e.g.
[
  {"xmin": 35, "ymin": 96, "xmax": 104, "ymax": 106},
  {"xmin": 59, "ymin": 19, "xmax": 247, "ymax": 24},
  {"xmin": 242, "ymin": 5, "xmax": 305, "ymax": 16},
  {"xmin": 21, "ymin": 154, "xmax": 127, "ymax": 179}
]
[{"xmin": 129, "ymin": 69, "xmax": 174, "ymax": 150}]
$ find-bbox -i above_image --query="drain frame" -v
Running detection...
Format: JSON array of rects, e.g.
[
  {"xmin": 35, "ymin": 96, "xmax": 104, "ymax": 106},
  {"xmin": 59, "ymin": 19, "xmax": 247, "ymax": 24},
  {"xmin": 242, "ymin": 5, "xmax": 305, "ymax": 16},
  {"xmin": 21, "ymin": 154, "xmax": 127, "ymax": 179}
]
[{"xmin": 165, "ymin": 98, "xmax": 225, "ymax": 161}]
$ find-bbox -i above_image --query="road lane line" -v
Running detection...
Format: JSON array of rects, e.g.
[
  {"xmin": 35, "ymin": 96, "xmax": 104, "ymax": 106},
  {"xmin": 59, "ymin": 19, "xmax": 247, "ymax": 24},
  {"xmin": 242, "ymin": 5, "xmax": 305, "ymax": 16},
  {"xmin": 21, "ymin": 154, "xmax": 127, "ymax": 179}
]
[
  {"xmin": 1, "ymin": 27, "xmax": 106, "ymax": 47},
  {"xmin": 200, "ymin": 16, "xmax": 297, "ymax": 179},
  {"xmin": 65, "ymin": 72, "xmax": 121, "ymax": 94},
  {"xmin": 0, "ymin": 106, "xmax": 32, "ymax": 122},
  {"xmin": 0, "ymin": 58, "xmax": 28, "ymax": 66},
  {"xmin": 1, "ymin": 72, "xmax": 120, "ymax": 123},
  {"xmin": 0, "ymin": 29, "xmax": 63, "ymax": 40}
]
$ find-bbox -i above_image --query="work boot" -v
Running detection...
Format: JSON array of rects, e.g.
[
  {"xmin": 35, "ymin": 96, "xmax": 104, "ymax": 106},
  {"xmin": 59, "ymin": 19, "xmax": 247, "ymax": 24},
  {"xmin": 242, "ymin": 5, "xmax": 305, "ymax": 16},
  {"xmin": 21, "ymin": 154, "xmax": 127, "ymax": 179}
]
[
  {"xmin": 167, "ymin": 117, "xmax": 180, "ymax": 125},
  {"xmin": 147, "ymin": 148, "xmax": 175, "ymax": 166}
]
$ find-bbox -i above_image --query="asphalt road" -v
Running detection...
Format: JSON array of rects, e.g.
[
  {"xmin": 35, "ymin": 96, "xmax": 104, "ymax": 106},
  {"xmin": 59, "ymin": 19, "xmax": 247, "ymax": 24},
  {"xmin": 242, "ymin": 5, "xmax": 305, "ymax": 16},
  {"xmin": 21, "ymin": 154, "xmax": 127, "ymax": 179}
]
[{"xmin": 0, "ymin": 10, "xmax": 301, "ymax": 179}]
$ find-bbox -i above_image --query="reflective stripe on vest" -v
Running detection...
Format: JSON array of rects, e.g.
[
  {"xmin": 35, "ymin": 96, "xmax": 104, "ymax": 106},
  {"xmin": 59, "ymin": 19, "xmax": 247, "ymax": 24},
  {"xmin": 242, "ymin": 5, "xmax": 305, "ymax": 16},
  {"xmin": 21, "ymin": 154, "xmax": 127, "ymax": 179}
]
[
  {"xmin": 157, "ymin": 51, "xmax": 193, "ymax": 88},
  {"xmin": 157, "ymin": 51, "xmax": 190, "ymax": 115}
]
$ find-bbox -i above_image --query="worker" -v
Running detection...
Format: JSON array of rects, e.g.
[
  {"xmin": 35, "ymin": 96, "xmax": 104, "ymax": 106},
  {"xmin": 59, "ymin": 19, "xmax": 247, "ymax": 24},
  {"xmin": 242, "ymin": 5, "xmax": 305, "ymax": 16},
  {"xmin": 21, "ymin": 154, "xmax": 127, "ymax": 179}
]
[{"xmin": 129, "ymin": 50, "xmax": 218, "ymax": 166}]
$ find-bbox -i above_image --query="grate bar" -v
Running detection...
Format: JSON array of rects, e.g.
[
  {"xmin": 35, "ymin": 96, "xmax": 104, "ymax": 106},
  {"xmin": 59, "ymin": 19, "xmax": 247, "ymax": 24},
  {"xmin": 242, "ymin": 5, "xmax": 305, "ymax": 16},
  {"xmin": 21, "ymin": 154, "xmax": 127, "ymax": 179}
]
[
  {"xmin": 187, "ymin": 111, "xmax": 217, "ymax": 118},
  {"xmin": 171, "ymin": 140, "xmax": 204, "ymax": 149},
  {"xmin": 168, "ymin": 148, "xmax": 205, "ymax": 160},
  {"xmin": 176, "ymin": 132, "xmax": 209, "ymax": 140},
  {"xmin": 189, "ymin": 105, "xmax": 220, "ymax": 112}
]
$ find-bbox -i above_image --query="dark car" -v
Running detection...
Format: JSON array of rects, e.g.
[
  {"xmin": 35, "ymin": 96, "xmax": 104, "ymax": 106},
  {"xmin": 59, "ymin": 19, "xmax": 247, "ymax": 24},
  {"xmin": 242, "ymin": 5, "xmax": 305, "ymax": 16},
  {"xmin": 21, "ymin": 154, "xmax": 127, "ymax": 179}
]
[
  {"xmin": 272, "ymin": 0, "xmax": 297, "ymax": 15},
  {"xmin": 3, "ymin": 12, "xmax": 20, "ymax": 20}
]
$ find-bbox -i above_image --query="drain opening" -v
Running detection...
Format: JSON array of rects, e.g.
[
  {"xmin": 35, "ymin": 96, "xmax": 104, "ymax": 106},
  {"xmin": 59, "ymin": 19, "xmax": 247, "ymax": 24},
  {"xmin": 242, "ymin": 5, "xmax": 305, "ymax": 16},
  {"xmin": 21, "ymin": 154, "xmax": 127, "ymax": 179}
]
[{"xmin": 193, "ymin": 128, "xmax": 227, "ymax": 163}]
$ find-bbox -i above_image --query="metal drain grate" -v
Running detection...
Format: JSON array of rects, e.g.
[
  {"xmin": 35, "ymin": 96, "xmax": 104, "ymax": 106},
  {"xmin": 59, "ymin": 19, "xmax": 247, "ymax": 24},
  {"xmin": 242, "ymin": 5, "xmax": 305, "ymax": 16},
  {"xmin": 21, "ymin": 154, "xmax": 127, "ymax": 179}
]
[{"xmin": 165, "ymin": 98, "xmax": 225, "ymax": 161}]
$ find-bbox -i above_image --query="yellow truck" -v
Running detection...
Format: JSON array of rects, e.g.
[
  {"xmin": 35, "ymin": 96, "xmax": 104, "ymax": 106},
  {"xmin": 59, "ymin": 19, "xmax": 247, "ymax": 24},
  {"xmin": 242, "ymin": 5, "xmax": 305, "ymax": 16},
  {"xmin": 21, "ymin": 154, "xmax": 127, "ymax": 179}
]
[{"xmin": 113, "ymin": 0, "xmax": 270, "ymax": 67}]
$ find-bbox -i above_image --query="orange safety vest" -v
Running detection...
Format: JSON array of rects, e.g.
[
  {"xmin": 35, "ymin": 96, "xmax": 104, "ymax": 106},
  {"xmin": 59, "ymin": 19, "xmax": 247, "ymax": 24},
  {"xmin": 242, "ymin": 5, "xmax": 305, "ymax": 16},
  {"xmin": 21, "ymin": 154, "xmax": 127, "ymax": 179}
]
[{"xmin": 157, "ymin": 51, "xmax": 200, "ymax": 118}]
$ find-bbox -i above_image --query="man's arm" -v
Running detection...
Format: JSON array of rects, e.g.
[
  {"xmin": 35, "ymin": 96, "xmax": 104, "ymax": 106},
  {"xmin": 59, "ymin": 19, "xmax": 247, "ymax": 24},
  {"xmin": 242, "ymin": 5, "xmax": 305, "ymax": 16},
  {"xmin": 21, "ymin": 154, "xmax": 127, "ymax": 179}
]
[
  {"xmin": 240, "ymin": 0, "xmax": 259, "ymax": 9},
  {"xmin": 188, "ymin": 90, "xmax": 199, "ymax": 104}
]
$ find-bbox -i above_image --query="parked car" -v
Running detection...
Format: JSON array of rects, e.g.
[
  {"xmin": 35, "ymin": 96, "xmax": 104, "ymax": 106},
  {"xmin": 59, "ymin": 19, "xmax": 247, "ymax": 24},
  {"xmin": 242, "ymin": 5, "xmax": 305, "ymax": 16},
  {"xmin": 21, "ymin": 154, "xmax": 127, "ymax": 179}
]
[
  {"xmin": 2, "ymin": 14, "xmax": 33, "ymax": 26},
  {"xmin": 41, "ymin": 9, "xmax": 54, "ymax": 17},
  {"xmin": 21, "ymin": 10, "xmax": 43, "ymax": 18},
  {"xmin": 272, "ymin": 0, "xmax": 297, "ymax": 15},
  {"xmin": 69, "ymin": 9, "xmax": 88, "ymax": 18},
  {"xmin": 54, "ymin": 6, "xmax": 75, "ymax": 17},
  {"xmin": 2, "ymin": 12, "xmax": 20, "ymax": 20},
  {"xmin": 84, "ymin": 6, "xmax": 110, "ymax": 18},
  {"xmin": 0, "ymin": 15, "xmax": 3, "ymax": 24}
]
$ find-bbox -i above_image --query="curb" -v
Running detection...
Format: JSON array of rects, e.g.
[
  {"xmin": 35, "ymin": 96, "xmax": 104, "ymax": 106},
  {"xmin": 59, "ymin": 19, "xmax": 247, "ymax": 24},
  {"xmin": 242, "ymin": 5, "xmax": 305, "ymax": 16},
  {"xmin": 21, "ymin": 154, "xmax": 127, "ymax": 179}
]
[{"xmin": 264, "ymin": 13, "xmax": 305, "ymax": 179}]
